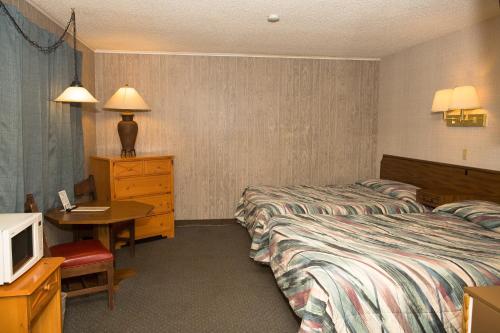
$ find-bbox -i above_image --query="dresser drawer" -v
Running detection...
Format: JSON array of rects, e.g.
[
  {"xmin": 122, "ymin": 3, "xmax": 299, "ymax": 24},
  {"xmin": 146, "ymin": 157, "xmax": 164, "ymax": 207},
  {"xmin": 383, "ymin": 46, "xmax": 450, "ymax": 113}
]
[
  {"xmin": 135, "ymin": 215, "xmax": 166, "ymax": 239},
  {"xmin": 144, "ymin": 159, "xmax": 171, "ymax": 175},
  {"xmin": 128, "ymin": 194, "xmax": 172, "ymax": 214},
  {"xmin": 114, "ymin": 161, "xmax": 143, "ymax": 177},
  {"xmin": 29, "ymin": 270, "xmax": 59, "ymax": 320},
  {"xmin": 114, "ymin": 175, "xmax": 171, "ymax": 199}
]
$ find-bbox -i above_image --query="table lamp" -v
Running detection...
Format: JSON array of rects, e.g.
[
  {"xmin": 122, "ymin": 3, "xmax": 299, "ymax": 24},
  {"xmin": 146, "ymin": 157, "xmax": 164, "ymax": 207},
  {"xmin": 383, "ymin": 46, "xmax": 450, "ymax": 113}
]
[{"xmin": 103, "ymin": 85, "xmax": 151, "ymax": 157}]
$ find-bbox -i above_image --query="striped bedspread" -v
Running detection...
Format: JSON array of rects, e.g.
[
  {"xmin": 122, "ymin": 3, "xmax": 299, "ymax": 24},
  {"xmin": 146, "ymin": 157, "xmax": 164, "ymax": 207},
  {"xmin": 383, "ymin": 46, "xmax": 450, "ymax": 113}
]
[
  {"xmin": 235, "ymin": 184, "xmax": 428, "ymax": 263},
  {"xmin": 268, "ymin": 213, "xmax": 500, "ymax": 333}
]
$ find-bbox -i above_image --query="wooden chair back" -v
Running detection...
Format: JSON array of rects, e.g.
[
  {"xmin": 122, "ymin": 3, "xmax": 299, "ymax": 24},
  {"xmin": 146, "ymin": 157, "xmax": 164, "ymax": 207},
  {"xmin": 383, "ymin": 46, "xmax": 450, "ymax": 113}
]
[
  {"xmin": 73, "ymin": 175, "xmax": 97, "ymax": 241},
  {"xmin": 24, "ymin": 194, "xmax": 51, "ymax": 257},
  {"xmin": 74, "ymin": 175, "xmax": 97, "ymax": 202},
  {"xmin": 24, "ymin": 193, "xmax": 39, "ymax": 214}
]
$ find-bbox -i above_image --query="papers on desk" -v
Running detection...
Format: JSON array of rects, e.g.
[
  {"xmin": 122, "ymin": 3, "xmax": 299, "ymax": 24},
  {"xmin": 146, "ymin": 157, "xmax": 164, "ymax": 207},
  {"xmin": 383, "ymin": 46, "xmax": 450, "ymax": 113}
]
[
  {"xmin": 60, "ymin": 206, "xmax": 110, "ymax": 212},
  {"xmin": 72, "ymin": 206, "xmax": 110, "ymax": 212}
]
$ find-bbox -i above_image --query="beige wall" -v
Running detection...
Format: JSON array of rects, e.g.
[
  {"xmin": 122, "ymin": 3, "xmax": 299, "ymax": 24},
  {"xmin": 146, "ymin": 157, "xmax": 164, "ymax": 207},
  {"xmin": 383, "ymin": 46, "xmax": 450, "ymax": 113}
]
[
  {"xmin": 95, "ymin": 53, "xmax": 379, "ymax": 219},
  {"xmin": 377, "ymin": 16, "xmax": 500, "ymax": 173},
  {"xmin": 4, "ymin": 0, "xmax": 96, "ymax": 244}
]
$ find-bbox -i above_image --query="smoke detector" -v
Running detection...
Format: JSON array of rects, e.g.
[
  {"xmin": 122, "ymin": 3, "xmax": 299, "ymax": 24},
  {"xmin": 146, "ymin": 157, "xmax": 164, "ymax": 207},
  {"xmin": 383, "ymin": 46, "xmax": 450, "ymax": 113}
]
[{"xmin": 267, "ymin": 14, "xmax": 280, "ymax": 23}]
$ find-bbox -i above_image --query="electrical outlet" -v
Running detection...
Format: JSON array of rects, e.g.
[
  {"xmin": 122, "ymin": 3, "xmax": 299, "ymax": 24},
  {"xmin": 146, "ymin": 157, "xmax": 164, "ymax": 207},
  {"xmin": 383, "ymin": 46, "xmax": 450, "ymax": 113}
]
[{"xmin": 462, "ymin": 148, "xmax": 468, "ymax": 161}]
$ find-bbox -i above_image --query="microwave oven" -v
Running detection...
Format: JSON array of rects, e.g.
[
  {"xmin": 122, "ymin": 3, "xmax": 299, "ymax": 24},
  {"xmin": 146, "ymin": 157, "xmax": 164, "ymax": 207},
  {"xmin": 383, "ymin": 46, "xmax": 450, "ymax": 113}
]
[{"xmin": 0, "ymin": 213, "xmax": 44, "ymax": 285}]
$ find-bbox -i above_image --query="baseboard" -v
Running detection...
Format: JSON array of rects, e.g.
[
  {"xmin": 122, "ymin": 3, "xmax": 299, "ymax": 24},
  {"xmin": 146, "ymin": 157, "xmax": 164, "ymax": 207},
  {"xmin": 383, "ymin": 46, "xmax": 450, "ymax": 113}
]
[{"xmin": 175, "ymin": 218, "xmax": 237, "ymax": 226}]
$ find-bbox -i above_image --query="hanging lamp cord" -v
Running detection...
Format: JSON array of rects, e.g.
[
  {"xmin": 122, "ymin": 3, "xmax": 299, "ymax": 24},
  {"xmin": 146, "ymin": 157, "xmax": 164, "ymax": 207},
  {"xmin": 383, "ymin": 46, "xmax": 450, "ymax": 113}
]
[
  {"xmin": 71, "ymin": 9, "xmax": 79, "ymax": 84},
  {"xmin": 0, "ymin": 1, "xmax": 74, "ymax": 54}
]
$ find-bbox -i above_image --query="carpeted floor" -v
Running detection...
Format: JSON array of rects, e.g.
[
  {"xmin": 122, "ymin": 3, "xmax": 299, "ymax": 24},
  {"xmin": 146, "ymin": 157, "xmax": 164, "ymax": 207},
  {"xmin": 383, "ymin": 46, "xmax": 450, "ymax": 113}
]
[{"xmin": 64, "ymin": 222, "xmax": 299, "ymax": 333}]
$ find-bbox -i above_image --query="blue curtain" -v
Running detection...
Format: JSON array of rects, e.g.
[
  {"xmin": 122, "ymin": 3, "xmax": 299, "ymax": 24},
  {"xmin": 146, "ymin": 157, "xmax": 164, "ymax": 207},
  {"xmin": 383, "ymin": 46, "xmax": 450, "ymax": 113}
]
[{"xmin": 0, "ymin": 5, "xmax": 84, "ymax": 213}]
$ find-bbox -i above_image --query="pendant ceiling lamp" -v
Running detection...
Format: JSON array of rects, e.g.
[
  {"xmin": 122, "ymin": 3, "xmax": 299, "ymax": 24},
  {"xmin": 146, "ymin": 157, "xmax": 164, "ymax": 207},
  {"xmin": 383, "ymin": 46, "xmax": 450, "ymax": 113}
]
[
  {"xmin": 54, "ymin": 10, "xmax": 97, "ymax": 103},
  {"xmin": 0, "ymin": 2, "xmax": 97, "ymax": 103}
]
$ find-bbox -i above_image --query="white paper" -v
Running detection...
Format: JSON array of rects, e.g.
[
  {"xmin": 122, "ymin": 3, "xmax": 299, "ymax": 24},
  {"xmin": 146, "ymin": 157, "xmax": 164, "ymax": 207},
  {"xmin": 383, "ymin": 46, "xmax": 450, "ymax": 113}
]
[
  {"xmin": 71, "ymin": 206, "xmax": 110, "ymax": 212},
  {"xmin": 58, "ymin": 190, "xmax": 73, "ymax": 211}
]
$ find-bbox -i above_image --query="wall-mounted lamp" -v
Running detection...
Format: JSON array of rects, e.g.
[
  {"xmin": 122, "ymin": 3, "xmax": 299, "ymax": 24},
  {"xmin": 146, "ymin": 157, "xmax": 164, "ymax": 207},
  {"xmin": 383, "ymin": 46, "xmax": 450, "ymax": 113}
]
[{"xmin": 431, "ymin": 86, "xmax": 486, "ymax": 127}]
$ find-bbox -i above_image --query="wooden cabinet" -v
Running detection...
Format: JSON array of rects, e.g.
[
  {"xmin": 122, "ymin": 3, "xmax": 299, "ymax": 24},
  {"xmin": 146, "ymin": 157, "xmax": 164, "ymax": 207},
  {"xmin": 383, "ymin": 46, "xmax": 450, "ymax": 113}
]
[
  {"xmin": 416, "ymin": 188, "xmax": 500, "ymax": 208},
  {"xmin": 463, "ymin": 286, "xmax": 500, "ymax": 333},
  {"xmin": 416, "ymin": 189, "xmax": 455, "ymax": 207},
  {"xmin": 90, "ymin": 155, "xmax": 175, "ymax": 239},
  {"xmin": 416, "ymin": 188, "xmax": 472, "ymax": 208},
  {"xmin": 0, "ymin": 258, "xmax": 64, "ymax": 333}
]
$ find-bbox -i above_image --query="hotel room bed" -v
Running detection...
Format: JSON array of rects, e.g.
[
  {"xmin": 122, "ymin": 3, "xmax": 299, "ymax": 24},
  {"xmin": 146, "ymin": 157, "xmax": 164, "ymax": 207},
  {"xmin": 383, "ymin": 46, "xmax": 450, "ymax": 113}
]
[
  {"xmin": 268, "ymin": 201, "xmax": 500, "ymax": 333},
  {"xmin": 235, "ymin": 179, "xmax": 429, "ymax": 262}
]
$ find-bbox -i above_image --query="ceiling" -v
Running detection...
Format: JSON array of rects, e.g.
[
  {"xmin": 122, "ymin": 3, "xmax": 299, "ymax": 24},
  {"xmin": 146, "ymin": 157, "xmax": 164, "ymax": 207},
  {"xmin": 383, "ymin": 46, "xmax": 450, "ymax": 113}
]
[{"xmin": 30, "ymin": 0, "xmax": 500, "ymax": 58}]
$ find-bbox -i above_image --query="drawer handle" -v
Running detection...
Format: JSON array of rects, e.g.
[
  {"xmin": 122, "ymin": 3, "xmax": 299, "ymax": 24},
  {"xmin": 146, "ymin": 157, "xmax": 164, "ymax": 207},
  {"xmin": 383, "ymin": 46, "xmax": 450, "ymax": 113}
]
[{"xmin": 43, "ymin": 283, "xmax": 52, "ymax": 291}]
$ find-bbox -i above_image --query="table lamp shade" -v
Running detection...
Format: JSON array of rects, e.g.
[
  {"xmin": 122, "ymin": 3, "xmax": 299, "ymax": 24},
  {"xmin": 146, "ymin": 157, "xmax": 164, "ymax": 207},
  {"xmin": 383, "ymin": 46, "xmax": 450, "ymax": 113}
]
[
  {"xmin": 449, "ymin": 86, "xmax": 480, "ymax": 110},
  {"xmin": 431, "ymin": 89, "xmax": 453, "ymax": 112},
  {"xmin": 103, "ymin": 85, "xmax": 150, "ymax": 111}
]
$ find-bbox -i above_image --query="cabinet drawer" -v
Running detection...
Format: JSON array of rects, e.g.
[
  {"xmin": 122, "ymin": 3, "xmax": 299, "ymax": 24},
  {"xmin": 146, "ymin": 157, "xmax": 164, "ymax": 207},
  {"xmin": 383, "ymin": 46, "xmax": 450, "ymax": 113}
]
[
  {"xmin": 29, "ymin": 270, "xmax": 59, "ymax": 320},
  {"xmin": 114, "ymin": 161, "xmax": 143, "ymax": 177},
  {"xmin": 128, "ymin": 194, "xmax": 172, "ymax": 214},
  {"xmin": 114, "ymin": 175, "xmax": 171, "ymax": 199},
  {"xmin": 144, "ymin": 159, "xmax": 171, "ymax": 175},
  {"xmin": 135, "ymin": 215, "xmax": 166, "ymax": 239},
  {"xmin": 416, "ymin": 191, "xmax": 442, "ymax": 207},
  {"xmin": 421, "ymin": 194, "xmax": 441, "ymax": 206}
]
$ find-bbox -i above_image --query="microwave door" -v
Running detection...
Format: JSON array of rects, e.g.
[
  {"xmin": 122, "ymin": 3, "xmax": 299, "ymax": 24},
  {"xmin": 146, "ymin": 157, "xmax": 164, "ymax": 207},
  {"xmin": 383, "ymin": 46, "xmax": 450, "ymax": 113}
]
[
  {"xmin": 6, "ymin": 218, "xmax": 41, "ymax": 283},
  {"xmin": 11, "ymin": 224, "xmax": 34, "ymax": 275}
]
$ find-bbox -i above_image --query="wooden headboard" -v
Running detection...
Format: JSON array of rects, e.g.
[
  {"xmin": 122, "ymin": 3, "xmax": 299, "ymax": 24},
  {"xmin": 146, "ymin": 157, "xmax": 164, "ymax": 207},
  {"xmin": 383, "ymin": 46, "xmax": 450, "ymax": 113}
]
[{"xmin": 380, "ymin": 154, "xmax": 500, "ymax": 197}]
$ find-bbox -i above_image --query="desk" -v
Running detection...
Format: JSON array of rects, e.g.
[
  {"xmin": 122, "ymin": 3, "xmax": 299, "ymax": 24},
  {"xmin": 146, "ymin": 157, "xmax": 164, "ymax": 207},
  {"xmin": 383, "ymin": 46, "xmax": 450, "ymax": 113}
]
[
  {"xmin": 0, "ymin": 257, "xmax": 64, "ymax": 333},
  {"xmin": 44, "ymin": 200, "xmax": 153, "ymax": 250}
]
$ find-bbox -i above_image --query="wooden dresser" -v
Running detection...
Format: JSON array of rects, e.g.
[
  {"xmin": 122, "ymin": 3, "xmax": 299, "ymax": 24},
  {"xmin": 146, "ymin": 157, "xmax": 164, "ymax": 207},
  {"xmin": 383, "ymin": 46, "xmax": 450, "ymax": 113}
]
[
  {"xmin": 90, "ymin": 155, "xmax": 175, "ymax": 239},
  {"xmin": 0, "ymin": 257, "xmax": 64, "ymax": 333}
]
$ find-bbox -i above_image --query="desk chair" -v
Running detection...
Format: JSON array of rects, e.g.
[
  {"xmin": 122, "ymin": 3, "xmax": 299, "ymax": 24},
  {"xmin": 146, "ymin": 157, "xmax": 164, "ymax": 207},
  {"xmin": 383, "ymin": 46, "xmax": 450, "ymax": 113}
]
[
  {"xmin": 74, "ymin": 175, "xmax": 136, "ymax": 257},
  {"xmin": 25, "ymin": 194, "xmax": 114, "ymax": 309}
]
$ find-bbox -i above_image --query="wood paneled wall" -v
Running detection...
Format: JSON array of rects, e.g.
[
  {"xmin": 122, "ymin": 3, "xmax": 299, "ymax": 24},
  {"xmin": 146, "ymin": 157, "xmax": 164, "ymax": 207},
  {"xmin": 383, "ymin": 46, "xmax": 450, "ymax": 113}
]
[
  {"xmin": 95, "ymin": 53, "xmax": 379, "ymax": 219},
  {"xmin": 4, "ymin": 0, "xmax": 97, "ymax": 175}
]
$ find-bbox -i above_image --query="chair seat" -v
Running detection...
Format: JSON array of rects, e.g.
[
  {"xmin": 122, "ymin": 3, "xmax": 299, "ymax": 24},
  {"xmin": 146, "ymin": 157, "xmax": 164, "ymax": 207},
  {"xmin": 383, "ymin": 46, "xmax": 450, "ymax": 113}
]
[{"xmin": 50, "ymin": 240, "xmax": 113, "ymax": 268}]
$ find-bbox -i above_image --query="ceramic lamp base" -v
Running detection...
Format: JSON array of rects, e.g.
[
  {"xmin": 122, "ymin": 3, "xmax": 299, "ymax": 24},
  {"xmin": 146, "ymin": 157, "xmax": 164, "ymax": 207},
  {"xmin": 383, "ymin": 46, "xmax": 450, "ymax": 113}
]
[{"xmin": 117, "ymin": 113, "xmax": 138, "ymax": 157}]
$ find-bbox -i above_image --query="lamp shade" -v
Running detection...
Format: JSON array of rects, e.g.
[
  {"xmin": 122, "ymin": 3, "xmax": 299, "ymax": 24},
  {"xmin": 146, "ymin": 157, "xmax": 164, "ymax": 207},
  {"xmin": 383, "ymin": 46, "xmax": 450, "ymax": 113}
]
[
  {"xmin": 103, "ymin": 85, "xmax": 150, "ymax": 111},
  {"xmin": 449, "ymin": 86, "xmax": 480, "ymax": 110},
  {"xmin": 54, "ymin": 84, "xmax": 98, "ymax": 103},
  {"xmin": 431, "ymin": 89, "xmax": 453, "ymax": 112}
]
